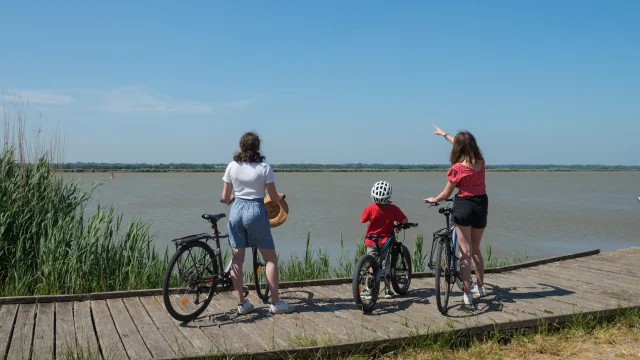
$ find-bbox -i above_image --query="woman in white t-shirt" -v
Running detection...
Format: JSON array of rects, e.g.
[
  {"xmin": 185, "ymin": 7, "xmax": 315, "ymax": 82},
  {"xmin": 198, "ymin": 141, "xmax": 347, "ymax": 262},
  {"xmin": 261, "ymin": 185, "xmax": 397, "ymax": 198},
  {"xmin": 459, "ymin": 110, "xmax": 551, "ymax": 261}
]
[{"xmin": 221, "ymin": 132, "xmax": 294, "ymax": 314}]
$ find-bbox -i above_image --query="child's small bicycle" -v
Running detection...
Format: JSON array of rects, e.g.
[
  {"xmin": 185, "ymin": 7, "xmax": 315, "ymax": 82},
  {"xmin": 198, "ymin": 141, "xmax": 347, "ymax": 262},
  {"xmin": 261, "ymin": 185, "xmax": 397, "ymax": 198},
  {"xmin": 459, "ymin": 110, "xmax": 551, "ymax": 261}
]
[{"xmin": 352, "ymin": 222, "xmax": 418, "ymax": 312}]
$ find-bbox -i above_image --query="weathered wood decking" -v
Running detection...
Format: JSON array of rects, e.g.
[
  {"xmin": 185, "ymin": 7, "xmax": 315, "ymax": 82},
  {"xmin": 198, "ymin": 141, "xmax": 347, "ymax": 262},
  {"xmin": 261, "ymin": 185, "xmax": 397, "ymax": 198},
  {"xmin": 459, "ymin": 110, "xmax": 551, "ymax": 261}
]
[{"xmin": 1, "ymin": 247, "xmax": 639, "ymax": 359}]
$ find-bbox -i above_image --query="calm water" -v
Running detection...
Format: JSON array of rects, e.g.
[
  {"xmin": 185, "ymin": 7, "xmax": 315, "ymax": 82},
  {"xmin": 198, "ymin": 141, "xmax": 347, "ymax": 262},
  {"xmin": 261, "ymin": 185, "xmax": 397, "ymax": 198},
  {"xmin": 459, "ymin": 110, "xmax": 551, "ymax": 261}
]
[{"xmin": 69, "ymin": 171, "xmax": 640, "ymax": 263}]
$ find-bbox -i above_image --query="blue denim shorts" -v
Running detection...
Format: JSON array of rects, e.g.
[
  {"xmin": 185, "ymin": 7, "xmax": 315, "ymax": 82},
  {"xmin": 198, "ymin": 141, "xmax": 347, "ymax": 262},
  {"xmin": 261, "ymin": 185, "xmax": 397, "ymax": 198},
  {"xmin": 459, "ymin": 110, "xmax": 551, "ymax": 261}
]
[{"xmin": 227, "ymin": 198, "xmax": 275, "ymax": 249}]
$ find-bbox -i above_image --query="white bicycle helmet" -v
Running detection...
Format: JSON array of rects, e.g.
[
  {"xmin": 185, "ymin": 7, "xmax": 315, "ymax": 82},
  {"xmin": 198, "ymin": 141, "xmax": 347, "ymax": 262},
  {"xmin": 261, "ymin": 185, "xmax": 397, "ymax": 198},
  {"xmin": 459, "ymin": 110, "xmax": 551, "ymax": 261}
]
[{"xmin": 371, "ymin": 180, "xmax": 392, "ymax": 204}]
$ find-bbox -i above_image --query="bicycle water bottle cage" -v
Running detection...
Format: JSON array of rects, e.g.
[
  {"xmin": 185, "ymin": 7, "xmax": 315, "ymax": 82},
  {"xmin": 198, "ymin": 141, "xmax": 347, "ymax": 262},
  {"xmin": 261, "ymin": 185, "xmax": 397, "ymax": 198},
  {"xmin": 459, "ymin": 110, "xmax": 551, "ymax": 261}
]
[{"xmin": 170, "ymin": 233, "xmax": 212, "ymax": 245}]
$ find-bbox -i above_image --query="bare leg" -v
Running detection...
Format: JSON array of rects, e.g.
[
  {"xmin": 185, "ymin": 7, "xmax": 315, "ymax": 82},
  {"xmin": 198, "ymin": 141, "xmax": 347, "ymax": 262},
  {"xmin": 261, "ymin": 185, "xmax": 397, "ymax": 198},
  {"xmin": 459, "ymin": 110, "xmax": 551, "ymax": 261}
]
[
  {"xmin": 470, "ymin": 228, "xmax": 486, "ymax": 288},
  {"xmin": 230, "ymin": 247, "xmax": 246, "ymax": 303},
  {"xmin": 259, "ymin": 248, "xmax": 281, "ymax": 302},
  {"xmin": 455, "ymin": 225, "xmax": 473, "ymax": 294}
]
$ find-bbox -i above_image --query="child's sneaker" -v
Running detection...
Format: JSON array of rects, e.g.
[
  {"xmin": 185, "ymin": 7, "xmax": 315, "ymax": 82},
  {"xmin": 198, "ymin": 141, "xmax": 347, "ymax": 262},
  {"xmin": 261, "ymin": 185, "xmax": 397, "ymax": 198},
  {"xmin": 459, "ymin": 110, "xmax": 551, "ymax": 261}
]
[
  {"xmin": 270, "ymin": 300, "xmax": 294, "ymax": 314},
  {"xmin": 237, "ymin": 299, "xmax": 254, "ymax": 315},
  {"xmin": 471, "ymin": 284, "xmax": 487, "ymax": 297},
  {"xmin": 384, "ymin": 288, "xmax": 393, "ymax": 299},
  {"xmin": 360, "ymin": 289, "xmax": 372, "ymax": 301},
  {"xmin": 462, "ymin": 292, "xmax": 473, "ymax": 306}
]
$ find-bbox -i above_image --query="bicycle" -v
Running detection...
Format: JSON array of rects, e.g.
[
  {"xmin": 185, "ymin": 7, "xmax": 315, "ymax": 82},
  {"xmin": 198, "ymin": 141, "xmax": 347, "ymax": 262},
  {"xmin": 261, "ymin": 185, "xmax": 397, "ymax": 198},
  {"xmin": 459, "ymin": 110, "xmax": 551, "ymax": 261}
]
[
  {"xmin": 425, "ymin": 198, "xmax": 464, "ymax": 315},
  {"xmin": 352, "ymin": 222, "xmax": 418, "ymax": 312},
  {"xmin": 161, "ymin": 200, "xmax": 270, "ymax": 322}
]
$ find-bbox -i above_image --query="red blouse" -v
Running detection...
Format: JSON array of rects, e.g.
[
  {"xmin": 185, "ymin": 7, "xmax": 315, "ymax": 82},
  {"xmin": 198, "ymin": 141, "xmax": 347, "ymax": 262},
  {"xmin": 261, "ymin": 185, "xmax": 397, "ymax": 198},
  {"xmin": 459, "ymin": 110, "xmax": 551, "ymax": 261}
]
[{"xmin": 446, "ymin": 162, "xmax": 486, "ymax": 197}]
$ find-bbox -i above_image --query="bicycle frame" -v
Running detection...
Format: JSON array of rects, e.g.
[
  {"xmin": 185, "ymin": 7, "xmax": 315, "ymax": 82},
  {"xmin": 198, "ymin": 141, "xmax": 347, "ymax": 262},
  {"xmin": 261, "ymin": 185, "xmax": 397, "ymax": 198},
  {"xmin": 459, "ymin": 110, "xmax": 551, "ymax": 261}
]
[
  {"xmin": 371, "ymin": 235, "xmax": 397, "ymax": 285},
  {"xmin": 442, "ymin": 207, "xmax": 459, "ymax": 270}
]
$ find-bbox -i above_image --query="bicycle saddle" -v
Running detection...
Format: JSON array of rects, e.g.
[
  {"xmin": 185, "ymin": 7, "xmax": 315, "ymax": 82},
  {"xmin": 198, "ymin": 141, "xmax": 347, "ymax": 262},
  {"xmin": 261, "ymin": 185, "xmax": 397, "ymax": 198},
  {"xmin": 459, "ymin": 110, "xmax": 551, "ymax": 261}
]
[{"xmin": 202, "ymin": 213, "xmax": 226, "ymax": 222}]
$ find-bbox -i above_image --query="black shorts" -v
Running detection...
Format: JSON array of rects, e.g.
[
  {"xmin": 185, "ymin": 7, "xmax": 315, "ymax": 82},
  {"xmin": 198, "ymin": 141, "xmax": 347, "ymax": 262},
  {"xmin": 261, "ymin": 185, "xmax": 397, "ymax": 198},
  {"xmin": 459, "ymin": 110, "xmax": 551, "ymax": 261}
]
[{"xmin": 452, "ymin": 194, "xmax": 488, "ymax": 229}]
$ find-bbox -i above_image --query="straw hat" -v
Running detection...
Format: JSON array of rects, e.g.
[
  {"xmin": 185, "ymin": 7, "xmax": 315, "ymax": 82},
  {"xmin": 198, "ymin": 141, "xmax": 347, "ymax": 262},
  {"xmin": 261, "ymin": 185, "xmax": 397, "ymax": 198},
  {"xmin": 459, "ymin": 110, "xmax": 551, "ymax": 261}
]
[{"xmin": 264, "ymin": 194, "xmax": 289, "ymax": 228}]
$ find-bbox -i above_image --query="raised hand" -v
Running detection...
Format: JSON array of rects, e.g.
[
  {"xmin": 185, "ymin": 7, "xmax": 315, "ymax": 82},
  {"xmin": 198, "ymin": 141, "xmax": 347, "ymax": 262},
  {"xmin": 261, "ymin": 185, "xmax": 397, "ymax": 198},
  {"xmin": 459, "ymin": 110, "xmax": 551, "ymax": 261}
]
[{"xmin": 432, "ymin": 123, "xmax": 446, "ymax": 136}]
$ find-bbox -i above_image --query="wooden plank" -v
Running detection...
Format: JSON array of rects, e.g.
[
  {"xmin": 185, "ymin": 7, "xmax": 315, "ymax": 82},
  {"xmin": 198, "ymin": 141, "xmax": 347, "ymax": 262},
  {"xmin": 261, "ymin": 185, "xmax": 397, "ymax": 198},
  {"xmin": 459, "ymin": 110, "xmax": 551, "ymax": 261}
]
[
  {"xmin": 311, "ymin": 284, "xmax": 431, "ymax": 335},
  {"xmin": 197, "ymin": 294, "xmax": 267, "ymax": 353},
  {"xmin": 489, "ymin": 272, "xmax": 600, "ymax": 315},
  {"xmin": 31, "ymin": 303, "xmax": 54, "ymax": 360},
  {"xmin": 123, "ymin": 297, "xmax": 175, "ymax": 359},
  {"xmin": 0, "ymin": 304, "xmax": 19, "ymax": 359},
  {"xmin": 153, "ymin": 295, "xmax": 214, "ymax": 355},
  {"xmin": 90, "ymin": 300, "xmax": 128, "ymax": 360},
  {"xmin": 217, "ymin": 291, "xmax": 290, "ymax": 350},
  {"xmin": 484, "ymin": 274, "xmax": 583, "ymax": 318},
  {"xmin": 547, "ymin": 261, "xmax": 640, "ymax": 291},
  {"xmin": 55, "ymin": 302, "xmax": 76, "ymax": 359},
  {"xmin": 106, "ymin": 298, "xmax": 152, "ymax": 360},
  {"xmin": 73, "ymin": 301, "xmax": 100, "ymax": 359},
  {"xmin": 522, "ymin": 267, "xmax": 637, "ymax": 305},
  {"xmin": 139, "ymin": 297, "xmax": 200, "ymax": 358},
  {"xmin": 403, "ymin": 278, "xmax": 477, "ymax": 329},
  {"xmin": 569, "ymin": 257, "xmax": 640, "ymax": 276},
  {"xmin": 6, "ymin": 303, "xmax": 36, "ymax": 360},
  {"xmin": 279, "ymin": 287, "xmax": 388, "ymax": 343},
  {"xmin": 244, "ymin": 291, "xmax": 343, "ymax": 348}
]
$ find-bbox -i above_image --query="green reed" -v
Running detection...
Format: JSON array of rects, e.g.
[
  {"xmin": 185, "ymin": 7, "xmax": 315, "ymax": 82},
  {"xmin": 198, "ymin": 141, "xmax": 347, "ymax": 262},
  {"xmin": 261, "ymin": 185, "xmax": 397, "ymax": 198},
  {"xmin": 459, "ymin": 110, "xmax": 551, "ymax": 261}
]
[{"xmin": 0, "ymin": 148, "xmax": 168, "ymax": 296}]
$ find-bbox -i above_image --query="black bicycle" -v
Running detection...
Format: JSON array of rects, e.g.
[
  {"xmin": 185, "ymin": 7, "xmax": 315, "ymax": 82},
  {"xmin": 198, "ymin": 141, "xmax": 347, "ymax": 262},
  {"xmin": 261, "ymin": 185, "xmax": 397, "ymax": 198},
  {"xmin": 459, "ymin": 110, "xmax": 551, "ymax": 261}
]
[
  {"xmin": 426, "ymin": 198, "xmax": 464, "ymax": 315},
  {"xmin": 352, "ymin": 222, "xmax": 417, "ymax": 312},
  {"xmin": 161, "ymin": 201, "xmax": 270, "ymax": 322}
]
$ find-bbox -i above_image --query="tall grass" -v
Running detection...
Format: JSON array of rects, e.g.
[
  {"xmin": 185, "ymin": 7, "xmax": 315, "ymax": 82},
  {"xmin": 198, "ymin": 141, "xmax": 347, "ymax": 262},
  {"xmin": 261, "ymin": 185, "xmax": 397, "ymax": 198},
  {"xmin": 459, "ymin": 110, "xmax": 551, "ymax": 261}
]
[{"xmin": 0, "ymin": 100, "xmax": 167, "ymax": 296}]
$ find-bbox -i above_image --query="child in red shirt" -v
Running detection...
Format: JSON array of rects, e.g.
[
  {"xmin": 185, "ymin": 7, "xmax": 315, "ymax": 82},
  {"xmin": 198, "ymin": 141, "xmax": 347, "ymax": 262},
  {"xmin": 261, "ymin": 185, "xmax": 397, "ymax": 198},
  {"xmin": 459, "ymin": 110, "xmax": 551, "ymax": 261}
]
[{"xmin": 361, "ymin": 180, "xmax": 408, "ymax": 298}]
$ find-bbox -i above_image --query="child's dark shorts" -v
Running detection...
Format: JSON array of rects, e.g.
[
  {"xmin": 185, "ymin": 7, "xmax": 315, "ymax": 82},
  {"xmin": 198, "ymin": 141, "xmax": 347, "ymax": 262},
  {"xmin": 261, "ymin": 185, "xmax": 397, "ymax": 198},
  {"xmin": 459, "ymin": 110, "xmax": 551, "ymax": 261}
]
[{"xmin": 452, "ymin": 194, "xmax": 488, "ymax": 229}]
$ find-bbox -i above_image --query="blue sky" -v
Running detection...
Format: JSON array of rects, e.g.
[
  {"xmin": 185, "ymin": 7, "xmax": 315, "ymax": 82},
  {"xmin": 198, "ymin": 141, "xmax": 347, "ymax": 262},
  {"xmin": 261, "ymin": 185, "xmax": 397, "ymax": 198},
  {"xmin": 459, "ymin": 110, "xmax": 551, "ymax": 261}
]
[{"xmin": 1, "ymin": 1, "xmax": 638, "ymax": 165}]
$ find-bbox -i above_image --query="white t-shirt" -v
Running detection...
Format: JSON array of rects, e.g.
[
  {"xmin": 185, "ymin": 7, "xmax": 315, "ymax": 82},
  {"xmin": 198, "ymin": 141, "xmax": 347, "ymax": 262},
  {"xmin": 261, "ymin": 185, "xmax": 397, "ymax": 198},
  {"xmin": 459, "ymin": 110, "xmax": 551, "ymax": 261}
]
[{"xmin": 222, "ymin": 161, "xmax": 276, "ymax": 199}]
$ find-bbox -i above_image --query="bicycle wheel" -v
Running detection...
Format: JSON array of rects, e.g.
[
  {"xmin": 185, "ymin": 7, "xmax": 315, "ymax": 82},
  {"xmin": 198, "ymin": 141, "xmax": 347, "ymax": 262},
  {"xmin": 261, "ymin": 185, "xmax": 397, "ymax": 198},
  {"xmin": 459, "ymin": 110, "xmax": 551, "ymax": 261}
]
[
  {"xmin": 162, "ymin": 241, "xmax": 218, "ymax": 322},
  {"xmin": 454, "ymin": 241, "xmax": 464, "ymax": 292},
  {"xmin": 434, "ymin": 240, "xmax": 452, "ymax": 315},
  {"xmin": 352, "ymin": 254, "xmax": 380, "ymax": 313},
  {"xmin": 253, "ymin": 247, "xmax": 270, "ymax": 303},
  {"xmin": 391, "ymin": 244, "xmax": 412, "ymax": 295}
]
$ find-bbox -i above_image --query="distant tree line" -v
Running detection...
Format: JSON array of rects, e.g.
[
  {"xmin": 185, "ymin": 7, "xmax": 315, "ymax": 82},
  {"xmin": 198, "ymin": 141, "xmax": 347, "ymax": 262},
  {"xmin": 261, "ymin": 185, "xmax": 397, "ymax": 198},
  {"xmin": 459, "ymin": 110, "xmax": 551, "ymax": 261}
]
[{"xmin": 57, "ymin": 162, "xmax": 640, "ymax": 173}]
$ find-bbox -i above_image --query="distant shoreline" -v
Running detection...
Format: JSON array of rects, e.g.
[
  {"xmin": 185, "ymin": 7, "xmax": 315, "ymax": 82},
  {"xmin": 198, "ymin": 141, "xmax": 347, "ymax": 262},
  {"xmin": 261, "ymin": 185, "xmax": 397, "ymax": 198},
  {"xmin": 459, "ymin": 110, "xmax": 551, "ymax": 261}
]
[{"xmin": 58, "ymin": 167, "xmax": 640, "ymax": 173}]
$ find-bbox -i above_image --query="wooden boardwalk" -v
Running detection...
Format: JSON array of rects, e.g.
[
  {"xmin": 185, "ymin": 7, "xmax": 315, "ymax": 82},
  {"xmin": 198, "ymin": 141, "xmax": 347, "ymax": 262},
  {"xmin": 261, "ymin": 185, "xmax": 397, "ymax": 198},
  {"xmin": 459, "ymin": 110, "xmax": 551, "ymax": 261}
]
[{"xmin": 1, "ymin": 247, "xmax": 639, "ymax": 359}]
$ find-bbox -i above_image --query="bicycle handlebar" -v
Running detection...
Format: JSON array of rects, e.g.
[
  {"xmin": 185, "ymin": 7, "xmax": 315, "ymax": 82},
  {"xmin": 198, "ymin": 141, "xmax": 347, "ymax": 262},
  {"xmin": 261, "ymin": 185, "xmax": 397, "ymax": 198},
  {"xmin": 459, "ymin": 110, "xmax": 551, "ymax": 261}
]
[
  {"xmin": 365, "ymin": 222, "xmax": 418, "ymax": 240},
  {"xmin": 397, "ymin": 222, "xmax": 419, "ymax": 229},
  {"xmin": 424, "ymin": 198, "xmax": 454, "ymax": 207}
]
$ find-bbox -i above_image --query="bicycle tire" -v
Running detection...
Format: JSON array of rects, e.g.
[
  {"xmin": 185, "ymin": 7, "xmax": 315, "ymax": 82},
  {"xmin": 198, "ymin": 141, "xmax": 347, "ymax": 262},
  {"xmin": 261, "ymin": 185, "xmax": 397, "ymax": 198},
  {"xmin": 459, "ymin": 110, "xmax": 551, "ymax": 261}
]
[
  {"xmin": 434, "ymin": 240, "xmax": 452, "ymax": 315},
  {"xmin": 252, "ymin": 247, "xmax": 270, "ymax": 303},
  {"xmin": 454, "ymin": 241, "xmax": 464, "ymax": 292},
  {"xmin": 352, "ymin": 254, "xmax": 380, "ymax": 313},
  {"xmin": 391, "ymin": 244, "xmax": 412, "ymax": 295},
  {"xmin": 162, "ymin": 241, "xmax": 218, "ymax": 322}
]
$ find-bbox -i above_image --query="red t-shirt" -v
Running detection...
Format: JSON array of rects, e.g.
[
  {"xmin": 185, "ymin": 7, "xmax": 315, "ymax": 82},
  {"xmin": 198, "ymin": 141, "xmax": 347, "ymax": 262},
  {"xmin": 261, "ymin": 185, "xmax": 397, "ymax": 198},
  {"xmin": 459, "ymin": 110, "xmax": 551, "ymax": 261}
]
[
  {"xmin": 446, "ymin": 162, "xmax": 486, "ymax": 197},
  {"xmin": 360, "ymin": 203, "xmax": 407, "ymax": 246}
]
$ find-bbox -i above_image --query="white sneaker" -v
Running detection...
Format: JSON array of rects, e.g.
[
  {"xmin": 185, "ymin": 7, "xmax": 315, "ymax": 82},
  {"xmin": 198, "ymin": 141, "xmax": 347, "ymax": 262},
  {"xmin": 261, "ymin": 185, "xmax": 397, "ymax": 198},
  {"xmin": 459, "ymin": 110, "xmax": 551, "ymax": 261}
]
[
  {"xmin": 462, "ymin": 292, "xmax": 473, "ymax": 306},
  {"xmin": 237, "ymin": 299, "xmax": 254, "ymax": 315},
  {"xmin": 270, "ymin": 300, "xmax": 295, "ymax": 314},
  {"xmin": 471, "ymin": 284, "xmax": 487, "ymax": 297}
]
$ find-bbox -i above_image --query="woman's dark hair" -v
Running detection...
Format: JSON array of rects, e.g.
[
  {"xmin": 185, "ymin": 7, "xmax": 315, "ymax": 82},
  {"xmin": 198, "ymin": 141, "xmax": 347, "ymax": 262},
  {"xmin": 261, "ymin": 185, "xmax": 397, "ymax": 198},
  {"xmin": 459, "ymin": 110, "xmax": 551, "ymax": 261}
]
[
  {"xmin": 233, "ymin": 132, "xmax": 266, "ymax": 163},
  {"xmin": 450, "ymin": 131, "xmax": 484, "ymax": 165}
]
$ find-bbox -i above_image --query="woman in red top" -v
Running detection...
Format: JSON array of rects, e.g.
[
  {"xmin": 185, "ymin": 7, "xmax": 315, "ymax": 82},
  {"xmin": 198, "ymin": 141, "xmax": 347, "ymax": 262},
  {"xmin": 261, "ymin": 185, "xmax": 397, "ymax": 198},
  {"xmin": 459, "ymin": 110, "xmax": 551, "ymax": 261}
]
[{"xmin": 425, "ymin": 123, "xmax": 488, "ymax": 306}]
